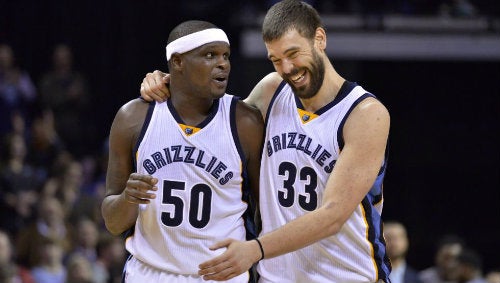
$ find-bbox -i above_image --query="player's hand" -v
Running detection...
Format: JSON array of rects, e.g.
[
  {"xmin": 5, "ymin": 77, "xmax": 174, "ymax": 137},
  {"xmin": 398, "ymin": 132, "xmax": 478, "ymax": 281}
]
[
  {"xmin": 140, "ymin": 70, "xmax": 170, "ymax": 102},
  {"xmin": 198, "ymin": 239, "xmax": 262, "ymax": 281},
  {"xmin": 122, "ymin": 173, "xmax": 158, "ymax": 204}
]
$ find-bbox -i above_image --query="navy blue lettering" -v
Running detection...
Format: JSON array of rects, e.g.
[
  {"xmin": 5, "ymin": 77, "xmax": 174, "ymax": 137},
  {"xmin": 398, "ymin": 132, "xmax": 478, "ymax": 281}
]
[
  {"xmin": 143, "ymin": 159, "xmax": 157, "ymax": 174},
  {"xmin": 287, "ymin": 132, "xmax": 297, "ymax": 148},
  {"xmin": 219, "ymin": 171, "xmax": 233, "ymax": 185},
  {"xmin": 206, "ymin": 157, "xmax": 217, "ymax": 172},
  {"xmin": 171, "ymin": 145, "xmax": 183, "ymax": 162},
  {"xmin": 316, "ymin": 150, "xmax": 332, "ymax": 166},
  {"xmin": 324, "ymin": 159, "xmax": 336, "ymax": 173},
  {"xmin": 272, "ymin": 135, "xmax": 281, "ymax": 152},
  {"xmin": 303, "ymin": 137, "xmax": 313, "ymax": 155},
  {"xmin": 211, "ymin": 162, "xmax": 227, "ymax": 179},
  {"xmin": 266, "ymin": 141, "xmax": 273, "ymax": 157},
  {"xmin": 163, "ymin": 148, "xmax": 173, "ymax": 164},
  {"xmin": 184, "ymin": 146, "xmax": 195, "ymax": 163},
  {"xmin": 311, "ymin": 144, "xmax": 322, "ymax": 159},
  {"xmin": 152, "ymin": 152, "xmax": 166, "ymax": 169},
  {"xmin": 281, "ymin": 133, "xmax": 287, "ymax": 149},
  {"xmin": 296, "ymin": 134, "xmax": 306, "ymax": 152},
  {"xmin": 142, "ymin": 145, "xmax": 234, "ymax": 186},
  {"xmin": 195, "ymin": 150, "xmax": 206, "ymax": 168}
]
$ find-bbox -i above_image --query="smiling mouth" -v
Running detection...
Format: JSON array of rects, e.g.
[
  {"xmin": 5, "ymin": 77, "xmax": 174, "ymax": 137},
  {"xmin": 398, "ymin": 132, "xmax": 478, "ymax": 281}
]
[{"xmin": 290, "ymin": 70, "xmax": 306, "ymax": 83}]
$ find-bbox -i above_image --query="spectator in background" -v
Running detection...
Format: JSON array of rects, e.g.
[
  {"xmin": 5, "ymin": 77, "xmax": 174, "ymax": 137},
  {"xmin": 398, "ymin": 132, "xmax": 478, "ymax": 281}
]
[
  {"xmin": 16, "ymin": 196, "xmax": 72, "ymax": 269},
  {"xmin": 419, "ymin": 234, "xmax": 465, "ymax": 283},
  {"xmin": 384, "ymin": 221, "xmax": 422, "ymax": 283},
  {"xmin": 0, "ymin": 133, "xmax": 41, "ymax": 237},
  {"xmin": 71, "ymin": 139, "xmax": 110, "ymax": 228},
  {"xmin": 93, "ymin": 234, "xmax": 126, "ymax": 283},
  {"xmin": 0, "ymin": 229, "xmax": 34, "ymax": 283},
  {"xmin": 30, "ymin": 238, "xmax": 66, "ymax": 283},
  {"xmin": 456, "ymin": 248, "xmax": 487, "ymax": 283},
  {"xmin": 25, "ymin": 109, "xmax": 64, "ymax": 182},
  {"xmin": 0, "ymin": 43, "xmax": 37, "ymax": 137},
  {"xmin": 67, "ymin": 217, "xmax": 99, "ymax": 265},
  {"xmin": 65, "ymin": 254, "xmax": 95, "ymax": 283},
  {"xmin": 41, "ymin": 157, "xmax": 85, "ymax": 219},
  {"xmin": 38, "ymin": 43, "xmax": 93, "ymax": 158}
]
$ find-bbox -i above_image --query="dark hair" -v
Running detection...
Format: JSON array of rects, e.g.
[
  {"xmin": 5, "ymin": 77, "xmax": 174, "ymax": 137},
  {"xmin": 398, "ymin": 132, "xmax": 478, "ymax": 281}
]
[
  {"xmin": 167, "ymin": 20, "xmax": 218, "ymax": 45},
  {"xmin": 262, "ymin": 0, "xmax": 323, "ymax": 43}
]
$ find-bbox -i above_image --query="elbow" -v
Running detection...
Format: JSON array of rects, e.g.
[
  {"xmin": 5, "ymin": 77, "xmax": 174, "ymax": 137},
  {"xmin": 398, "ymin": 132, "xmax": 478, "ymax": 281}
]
[
  {"xmin": 101, "ymin": 202, "xmax": 127, "ymax": 236},
  {"xmin": 103, "ymin": 220, "xmax": 125, "ymax": 236},
  {"xmin": 103, "ymin": 214, "xmax": 124, "ymax": 236},
  {"xmin": 102, "ymin": 213, "xmax": 129, "ymax": 237}
]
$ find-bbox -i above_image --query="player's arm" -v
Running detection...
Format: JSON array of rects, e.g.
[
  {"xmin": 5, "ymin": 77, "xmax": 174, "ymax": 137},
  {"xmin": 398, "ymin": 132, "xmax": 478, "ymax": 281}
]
[
  {"xmin": 140, "ymin": 70, "xmax": 170, "ymax": 102},
  {"xmin": 139, "ymin": 70, "xmax": 282, "ymax": 122},
  {"xmin": 199, "ymin": 97, "xmax": 390, "ymax": 281},
  {"xmin": 255, "ymin": 97, "xmax": 390, "ymax": 256},
  {"xmin": 101, "ymin": 98, "xmax": 158, "ymax": 236},
  {"xmin": 243, "ymin": 72, "xmax": 282, "ymax": 120}
]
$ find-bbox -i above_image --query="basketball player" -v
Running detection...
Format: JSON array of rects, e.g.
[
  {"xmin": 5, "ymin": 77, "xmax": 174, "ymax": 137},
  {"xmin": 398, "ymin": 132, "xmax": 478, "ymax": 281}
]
[
  {"xmin": 140, "ymin": 1, "xmax": 391, "ymax": 282},
  {"xmin": 101, "ymin": 20, "xmax": 264, "ymax": 283}
]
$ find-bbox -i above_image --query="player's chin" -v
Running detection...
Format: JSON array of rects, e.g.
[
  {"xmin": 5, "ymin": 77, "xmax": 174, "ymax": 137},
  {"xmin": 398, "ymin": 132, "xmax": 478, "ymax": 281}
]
[
  {"xmin": 212, "ymin": 79, "xmax": 228, "ymax": 93},
  {"xmin": 211, "ymin": 89, "xmax": 226, "ymax": 98}
]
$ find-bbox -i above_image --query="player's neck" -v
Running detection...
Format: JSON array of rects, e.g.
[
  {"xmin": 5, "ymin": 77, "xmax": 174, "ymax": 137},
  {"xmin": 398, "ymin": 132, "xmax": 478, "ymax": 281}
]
[
  {"xmin": 170, "ymin": 92, "xmax": 215, "ymax": 127},
  {"xmin": 299, "ymin": 64, "xmax": 344, "ymax": 112}
]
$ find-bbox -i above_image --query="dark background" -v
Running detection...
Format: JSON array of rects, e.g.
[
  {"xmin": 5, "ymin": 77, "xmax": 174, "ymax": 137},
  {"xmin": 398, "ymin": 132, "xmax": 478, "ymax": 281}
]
[{"xmin": 1, "ymin": 0, "xmax": 499, "ymax": 272}]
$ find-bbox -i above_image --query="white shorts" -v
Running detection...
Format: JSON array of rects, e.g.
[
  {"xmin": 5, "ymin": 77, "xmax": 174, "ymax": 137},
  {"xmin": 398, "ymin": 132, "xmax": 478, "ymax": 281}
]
[{"xmin": 124, "ymin": 256, "xmax": 250, "ymax": 283}]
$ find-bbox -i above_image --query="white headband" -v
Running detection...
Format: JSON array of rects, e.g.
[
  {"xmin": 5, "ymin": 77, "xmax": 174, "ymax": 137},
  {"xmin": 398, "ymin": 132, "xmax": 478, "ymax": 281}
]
[{"xmin": 165, "ymin": 28, "xmax": 229, "ymax": 60}]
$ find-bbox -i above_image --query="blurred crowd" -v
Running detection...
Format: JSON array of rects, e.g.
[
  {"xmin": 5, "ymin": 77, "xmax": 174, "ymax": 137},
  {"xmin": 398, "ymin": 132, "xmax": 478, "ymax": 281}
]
[
  {"xmin": 384, "ymin": 221, "xmax": 500, "ymax": 283},
  {"xmin": 0, "ymin": 42, "xmax": 125, "ymax": 283}
]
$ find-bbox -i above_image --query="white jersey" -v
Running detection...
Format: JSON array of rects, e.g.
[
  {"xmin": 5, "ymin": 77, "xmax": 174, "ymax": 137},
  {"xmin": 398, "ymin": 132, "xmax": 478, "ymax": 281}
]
[
  {"xmin": 127, "ymin": 94, "xmax": 254, "ymax": 281},
  {"xmin": 257, "ymin": 81, "xmax": 391, "ymax": 283}
]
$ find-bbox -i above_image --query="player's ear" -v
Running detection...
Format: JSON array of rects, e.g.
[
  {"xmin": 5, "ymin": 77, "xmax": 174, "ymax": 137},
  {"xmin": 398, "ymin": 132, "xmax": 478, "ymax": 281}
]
[
  {"xmin": 314, "ymin": 27, "xmax": 326, "ymax": 50},
  {"xmin": 170, "ymin": 53, "xmax": 183, "ymax": 71}
]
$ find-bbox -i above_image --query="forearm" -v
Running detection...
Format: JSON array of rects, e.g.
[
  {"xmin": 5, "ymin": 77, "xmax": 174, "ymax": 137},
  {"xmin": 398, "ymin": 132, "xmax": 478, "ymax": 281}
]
[
  {"xmin": 258, "ymin": 203, "xmax": 342, "ymax": 259},
  {"xmin": 101, "ymin": 193, "xmax": 138, "ymax": 236}
]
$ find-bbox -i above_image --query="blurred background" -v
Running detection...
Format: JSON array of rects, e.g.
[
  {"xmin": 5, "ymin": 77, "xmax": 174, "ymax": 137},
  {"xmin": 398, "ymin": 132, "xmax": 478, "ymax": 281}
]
[{"xmin": 1, "ymin": 0, "xmax": 499, "ymax": 282}]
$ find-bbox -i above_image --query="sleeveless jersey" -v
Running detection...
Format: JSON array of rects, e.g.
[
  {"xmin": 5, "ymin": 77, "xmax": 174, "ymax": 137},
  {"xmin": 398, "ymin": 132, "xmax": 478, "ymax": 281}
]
[
  {"xmin": 127, "ymin": 94, "xmax": 253, "ymax": 280},
  {"xmin": 257, "ymin": 81, "xmax": 391, "ymax": 283}
]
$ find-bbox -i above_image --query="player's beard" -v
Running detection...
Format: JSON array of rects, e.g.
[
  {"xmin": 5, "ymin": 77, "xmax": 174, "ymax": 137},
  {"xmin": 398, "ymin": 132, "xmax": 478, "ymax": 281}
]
[{"xmin": 286, "ymin": 50, "xmax": 325, "ymax": 99}]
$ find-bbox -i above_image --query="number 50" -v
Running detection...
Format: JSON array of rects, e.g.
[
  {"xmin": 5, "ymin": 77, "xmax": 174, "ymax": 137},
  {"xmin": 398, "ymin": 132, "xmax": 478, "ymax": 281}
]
[{"xmin": 161, "ymin": 180, "xmax": 212, "ymax": 229}]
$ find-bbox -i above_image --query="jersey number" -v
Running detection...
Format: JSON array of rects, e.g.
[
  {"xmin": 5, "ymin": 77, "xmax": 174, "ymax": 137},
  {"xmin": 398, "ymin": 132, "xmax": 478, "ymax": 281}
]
[
  {"xmin": 278, "ymin": 161, "xmax": 318, "ymax": 211},
  {"xmin": 161, "ymin": 180, "xmax": 212, "ymax": 228}
]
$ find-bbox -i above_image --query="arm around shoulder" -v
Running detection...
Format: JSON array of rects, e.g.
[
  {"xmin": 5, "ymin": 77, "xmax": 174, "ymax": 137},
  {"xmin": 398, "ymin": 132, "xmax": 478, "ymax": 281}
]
[{"xmin": 243, "ymin": 72, "xmax": 282, "ymax": 120}]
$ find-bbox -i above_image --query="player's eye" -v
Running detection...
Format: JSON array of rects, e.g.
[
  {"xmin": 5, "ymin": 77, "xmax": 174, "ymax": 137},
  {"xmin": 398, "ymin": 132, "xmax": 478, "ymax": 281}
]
[
  {"xmin": 271, "ymin": 59, "xmax": 281, "ymax": 65},
  {"xmin": 289, "ymin": 51, "xmax": 299, "ymax": 59}
]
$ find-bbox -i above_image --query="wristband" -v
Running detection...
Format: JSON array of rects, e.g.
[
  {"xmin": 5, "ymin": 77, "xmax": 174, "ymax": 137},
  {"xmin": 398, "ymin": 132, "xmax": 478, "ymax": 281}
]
[{"xmin": 254, "ymin": 238, "xmax": 264, "ymax": 261}]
